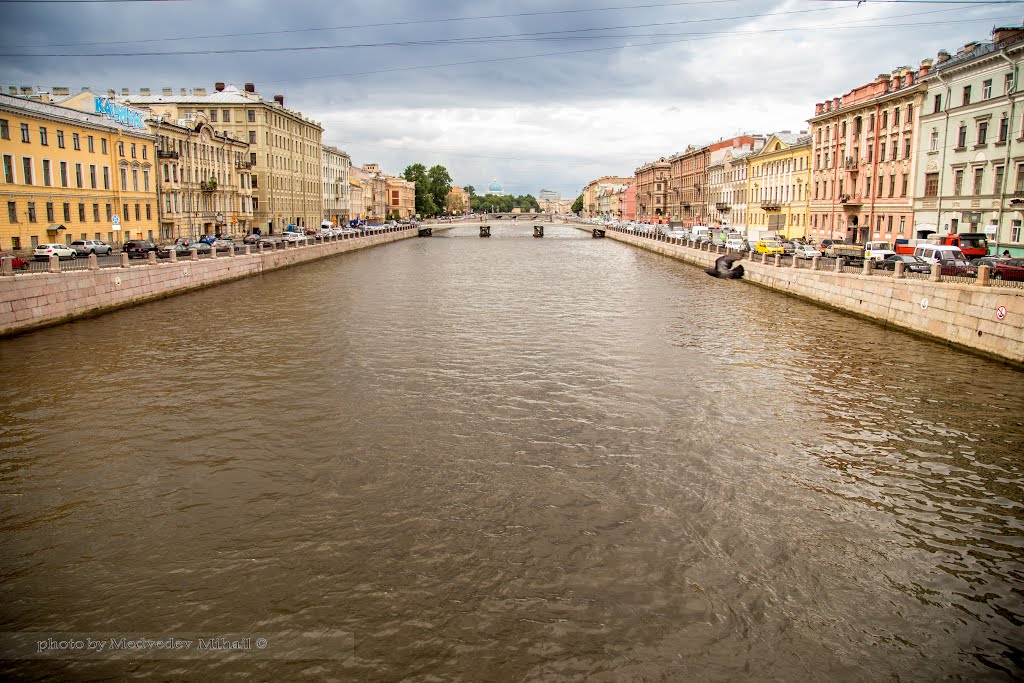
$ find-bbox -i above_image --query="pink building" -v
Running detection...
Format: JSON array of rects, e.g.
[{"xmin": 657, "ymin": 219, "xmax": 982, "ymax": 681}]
[
  {"xmin": 808, "ymin": 62, "xmax": 930, "ymax": 244},
  {"xmin": 622, "ymin": 185, "xmax": 636, "ymax": 220}
]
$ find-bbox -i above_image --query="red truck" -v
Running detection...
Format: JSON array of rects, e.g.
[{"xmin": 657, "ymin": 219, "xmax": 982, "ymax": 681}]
[{"xmin": 894, "ymin": 232, "xmax": 989, "ymax": 259}]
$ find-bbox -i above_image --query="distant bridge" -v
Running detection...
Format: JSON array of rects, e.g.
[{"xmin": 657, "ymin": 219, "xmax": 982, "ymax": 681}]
[{"xmin": 478, "ymin": 213, "xmax": 554, "ymax": 221}]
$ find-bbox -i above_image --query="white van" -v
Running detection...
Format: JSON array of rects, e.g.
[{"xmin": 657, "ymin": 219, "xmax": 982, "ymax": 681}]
[
  {"xmin": 690, "ymin": 226, "xmax": 711, "ymax": 242},
  {"xmin": 864, "ymin": 241, "xmax": 895, "ymax": 262},
  {"xmin": 914, "ymin": 244, "xmax": 966, "ymax": 264}
]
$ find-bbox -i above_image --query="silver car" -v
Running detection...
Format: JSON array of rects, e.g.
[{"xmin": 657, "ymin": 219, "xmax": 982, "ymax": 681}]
[{"xmin": 71, "ymin": 239, "xmax": 113, "ymax": 255}]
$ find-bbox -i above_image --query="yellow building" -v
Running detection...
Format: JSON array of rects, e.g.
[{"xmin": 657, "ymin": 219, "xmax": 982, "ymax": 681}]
[
  {"xmin": 446, "ymin": 185, "xmax": 467, "ymax": 215},
  {"xmin": 747, "ymin": 132, "xmax": 812, "ymax": 239},
  {"xmin": 0, "ymin": 93, "xmax": 158, "ymax": 251},
  {"xmin": 386, "ymin": 176, "xmax": 415, "ymax": 219}
]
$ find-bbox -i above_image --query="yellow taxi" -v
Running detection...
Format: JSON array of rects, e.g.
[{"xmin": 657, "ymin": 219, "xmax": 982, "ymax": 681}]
[{"xmin": 755, "ymin": 239, "xmax": 785, "ymax": 255}]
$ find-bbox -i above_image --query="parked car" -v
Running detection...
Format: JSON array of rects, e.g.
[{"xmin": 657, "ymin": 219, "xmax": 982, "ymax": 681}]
[
  {"xmin": 281, "ymin": 232, "xmax": 308, "ymax": 244},
  {"xmin": 725, "ymin": 237, "xmax": 748, "ymax": 252},
  {"xmin": 864, "ymin": 241, "xmax": 896, "ymax": 262},
  {"xmin": 211, "ymin": 239, "xmax": 235, "ymax": 252},
  {"xmin": 197, "ymin": 234, "xmax": 218, "ymax": 245},
  {"xmin": 794, "ymin": 243, "xmax": 820, "ymax": 260},
  {"xmin": 33, "ymin": 243, "xmax": 77, "ymax": 260},
  {"xmin": 71, "ymin": 239, "xmax": 113, "ymax": 256},
  {"xmin": 816, "ymin": 239, "xmax": 841, "ymax": 254},
  {"xmin": 878, "ymin": 254, "xmax": 932, "ymax": 273},
  {"xmin": 122, "ymin": 240, "xmax": 159, "ymax": 258},
  {"xmin": 0, "ymin": 251, "xmax": 31, "ymax": 270},
  {"xmin": 779, "ymin": 241, "xmax": 796, "ymax": 255},
  {"xmin": 666, "ymin": 229, "xmax": 689, "ymax": 239},
  {"xmin": 242, "ymin": 233, "xmax": 264, "ymax": 244},
  {"xmin": 157, "ymin": 243, "xmax": 193, "ymax": 259},
  {"xmin": 755, "ymin": 239, "xmax": 785, "ymax": 255},
  {"xmin": 913, "ymin": 244, "xmax": 967, "ymax": 265},
  {"xmin": 991, "ymin": 258, "xmax": 1024, "ymax": 281},
  {"xmin": 971, "ymin": 256, "xmax": 1008, "ymax": 269}
]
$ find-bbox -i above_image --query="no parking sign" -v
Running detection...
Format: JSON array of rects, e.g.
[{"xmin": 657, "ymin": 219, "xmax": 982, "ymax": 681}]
[{"xmin": 995, "ymin": 305, "xmax": 1007, "ymax": 321}]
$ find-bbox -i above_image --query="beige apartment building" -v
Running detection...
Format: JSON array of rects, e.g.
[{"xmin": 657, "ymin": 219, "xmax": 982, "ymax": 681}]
[
  {"xmin": 112, "ymin": 83, "xmax": 323, "ymax": 234},
  {"xmin": 748, "ymin": 132, "xmax": 812, "ymax": 239},
  {"xmin": 583, "ymin": 175, "xmax": 633, "ymax": 217},
  {"xmin": 350, "ymin": 163, "xmax": 387, "ymax": 221},
  {"xmin": 322, "ymin": 144, "xmax": 351, "ymax": 225},
  {"xmin": 386, "ymin": 176, "xmax": 415, "ymax": 218},
  {"xmin": 635, "ymin": 160, "xmax": 671, "ymax": 221}
]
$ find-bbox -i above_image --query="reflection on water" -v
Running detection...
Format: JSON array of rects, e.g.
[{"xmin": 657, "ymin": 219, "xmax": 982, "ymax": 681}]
[{"xmin": 0, "ymin": 223, "xmax": 1022, "ymax": 680}]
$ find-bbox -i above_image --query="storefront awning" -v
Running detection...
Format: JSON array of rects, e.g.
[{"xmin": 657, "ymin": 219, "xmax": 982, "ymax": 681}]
[{"xmin": 46, "ymin": 223, "xmax": 67, "ymax": 233}]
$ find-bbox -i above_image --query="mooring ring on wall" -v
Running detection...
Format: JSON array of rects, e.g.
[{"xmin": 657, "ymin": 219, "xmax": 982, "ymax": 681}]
[
  {"xmin": 182, "ymin": 268, "xmax": 189, "ymax": 277},
  {"xmin": 114, "ymin": 276, "xmax": 122, "ymax": 286},
  {"xmin": 920, "ymin": 297, "xmax": 929, "ymax": 310}
]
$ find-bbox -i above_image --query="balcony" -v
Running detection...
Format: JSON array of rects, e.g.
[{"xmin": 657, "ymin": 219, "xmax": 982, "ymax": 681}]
[
  {"xmin": 839, "ymin": 193, "xmax": 862, "ymax": 208},
  {"xmin": 157, "ymin": 149, "xmax": 179, "ymax": 160},
  {"xmin": 843, "ymin": 156, "xmax": 857, "ymax": 170},
  {"xmin": 200, "ymin": 179, "xmax": 217, "ymax": 192},
  {"xmin": 1011, "ymin": 195, "xmax": 1024, "ymax": 205},
  {"xmin": 236, "ymin": 160, "xmax": 253, "ymax": 170},
  {"xmin": 760, "ymin": 201, "xmax": 781, "ymax": 211},
  {"xmin": 715, "ymin": 202, "xmax": 731, "ymax": 212}
]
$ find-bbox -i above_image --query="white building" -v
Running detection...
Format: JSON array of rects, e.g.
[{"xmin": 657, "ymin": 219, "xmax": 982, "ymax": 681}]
[{"xmin": 322, "ymin": 144, "xmax": 351, "ymax": 224}]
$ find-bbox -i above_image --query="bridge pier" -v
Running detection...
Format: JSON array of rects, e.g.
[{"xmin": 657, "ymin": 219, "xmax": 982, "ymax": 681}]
[
  {"xmin": 592, "ymin": 228, "xmax": 605, "ymax": 238},
  {"xmin": 534, "ymin": 225, "xmax": 544, "ymax": 238},
  {"xmin": 480, "ymin": 225, "xmax": 491, "ymax": 237},
  {"xmin": 418, "ymin": 227, "xmax": 432, "ymax": 237}
]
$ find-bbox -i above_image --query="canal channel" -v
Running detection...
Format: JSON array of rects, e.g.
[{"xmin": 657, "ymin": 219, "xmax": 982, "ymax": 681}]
[{"xmin": 1, "ymin": 223, "xmax": 1021, "ymax": 680}]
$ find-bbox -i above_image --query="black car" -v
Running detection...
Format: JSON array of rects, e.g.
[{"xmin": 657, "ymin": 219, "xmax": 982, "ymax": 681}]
[
  {"xmin": 122, "ymin": 240, "xmax": 159, "ymax": 258},
  {"xmin": 878, "ymin": 254, "xmax": 931, "ymax": 273}
]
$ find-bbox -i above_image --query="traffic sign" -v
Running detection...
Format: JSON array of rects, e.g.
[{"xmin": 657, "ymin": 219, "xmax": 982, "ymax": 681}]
[
  {"xmin": 996, "ymin": 305, "xmax": 1007, "ymax": 321},
  {"xmin": 111, "ymin": 215, "xmax": 120, "ymax": 225}
]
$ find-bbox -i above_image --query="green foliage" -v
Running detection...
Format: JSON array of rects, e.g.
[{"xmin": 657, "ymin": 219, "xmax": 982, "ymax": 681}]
[
  {"xmin": 469, "ymin": 193, "xmax": 544, "ymax": 213},
  {"xmin": 402, "ymin": 163, "xmax": 453, "ymax": 217},
  {"xmin": 427, "ymin": 165, "xmax": 452, "ymax": 215},
  {"xmin": 571, "ymin": 194, "xmax": 584, "ymax": 213},
  {"xmin": 463, "ymin": 185, "xmax": 476, "ymax": 197}
]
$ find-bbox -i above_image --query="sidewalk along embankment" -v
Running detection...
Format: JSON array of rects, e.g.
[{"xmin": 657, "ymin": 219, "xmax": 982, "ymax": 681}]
[
  {"xmin": 0, "ymin": 229, "xmax": 418, "ymax": 338},
  {"xmin": 587, "ymin": 226, "xmax": 1024, "ymax": 367}
]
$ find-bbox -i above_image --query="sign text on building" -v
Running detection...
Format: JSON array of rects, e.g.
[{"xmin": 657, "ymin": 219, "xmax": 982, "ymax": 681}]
[{"xmin": 93, "ymin": 98, "xmax": 147, "ymax": 130}]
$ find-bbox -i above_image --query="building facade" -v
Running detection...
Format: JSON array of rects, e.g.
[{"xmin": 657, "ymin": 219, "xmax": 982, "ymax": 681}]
[
  {"xmin": 386, "ymin": 176, "xmax": 416, "ymax": 218},
  {"xmin": 809, "ymin": 65, "xmax": 928, "ymax": 244},
  {"xmin": 634, "ymin": 161, "xmax": 670, "ymax": 221},
  {"xmin": 0, "ymin": 92, "xmax": 158, "ymax": 251},
  {"xmin": 350, "ymin": 164, "xmax": 386, "ymax": 221},
  {"xmin": 748, "ymin": 132, "xmax": 812, "ymax": 239},
  {"xmin": 583, "ymin": 175, "xmax": 632, "ymax": 217},
  {"xmin": 322, "ymin": 144, "xmax": 351, "ymax": 225},
  {"xmin": 914, "ymin": 26, "xmax": 1024, "ymax": 256},
  {"xmin": 116, "ymin": 83, "xmax": 322, "ymax": 234},
  {"xmin": 706, "ymin": 149, "xmax": 754, "ymax": 231},
  {"xmin": 668, "ymin": 146, "xmax": 709, "ymax": 226},
  {"xmin": 447, "ymin": 185, "xmax": 468, "ymax": 215}
]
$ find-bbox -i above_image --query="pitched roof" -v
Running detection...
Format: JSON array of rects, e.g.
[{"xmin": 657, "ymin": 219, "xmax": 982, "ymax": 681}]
[{"xmin": 0, "ymin": 92, "xmax": 154, "ymax": 136}]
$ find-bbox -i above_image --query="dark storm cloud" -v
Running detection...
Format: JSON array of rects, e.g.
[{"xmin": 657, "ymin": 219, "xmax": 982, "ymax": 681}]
[{"xmin": 0, "ymin": 0, "xmax": 1014, "ymax": 195}]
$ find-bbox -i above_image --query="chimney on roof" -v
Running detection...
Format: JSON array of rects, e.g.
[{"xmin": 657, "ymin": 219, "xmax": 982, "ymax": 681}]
[
  {"xmin": 180, "ymin": 88, "xmax": 186, "ymax": 96},
  {"xmin": 274, "ymin": 94, "xmax": 284, "ymax": 107},
  {"xmin": 162, "ymin": 87, "xmax": 173, "ymax": 96},
  {"xmin": 19, "ymin": 86, "xmax": 33, "ymax": 95},
  {"xmin": 994, "ymin": 25, "xmax": 1024, "ymax": 44},
  {"xmin": 244, "ymin": 83, "xmax": 255, "ymax": 93},
  {"xmin": 919, "ymin": 58, "xmax": 933, "ymax": 77},
  {"xmin": 8, "ymin": 87, "xmax": 17, "ymax": 95},
  {"xmin": 215, "ymin": 82, "xmax": 225, "ymax": 92},
  {"xmin": 139, "ymin": 87, "xmax": 151, "ymax": 96},
  {"xmin": 52, "ymin": 86, "xmax": 70, "ymax": 96},
  {"xmin": 957, "ymin": 42, "xmax": 980, "ymax": 56},
  {"xmin": 107, "ymin": 89, "xmax": 116, "ymax": 98},
  {"xmin": 936, "ymin": 49, "xmax": 951, "ymax": 64},
  {"xmin": 80, "ymin": 86, "xmax": 89, "ymax": 92},
  {"xmin": 815, "ymin": 102, "xmax": 824, "ymax": 115},
  {"xmin": 193, "ymin": 87, "xmax": 206, "ymax": 96},
  {"xmin": 121, "ymin": 88, "xmax": 129, "ymax": 96}
]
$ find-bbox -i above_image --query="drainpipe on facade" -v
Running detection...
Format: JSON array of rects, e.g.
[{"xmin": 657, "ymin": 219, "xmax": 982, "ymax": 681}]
[
  {"xmin": 153, "ymin": 115, "xmax": 164, "ymax": 240},
  {"xmin": 934, "ymin": 71, "xmax": 952, "ymax": 237},
  {"xmin": 867, "ymin": 102, "xmax": 881, "ymax": 245}
]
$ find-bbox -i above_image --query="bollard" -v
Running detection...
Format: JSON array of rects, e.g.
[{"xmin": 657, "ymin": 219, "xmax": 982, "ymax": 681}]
[
  {"xmin": 120, "ymin": 252, "xmax": 130, "ymax": 268},
  {"xmin": 244, "ymin": 245, "xmax": 251, "ymax": 255},
  {"xmin": 147, "ymin": 251, "xmax": 157, "ymax": 265},
  {"xmin": 210, "ymin": 244, "xmax": 218, "ymax": 258},
  {"xmin": 281, "ymin": 240, "xmax": 288, "ymax": 250},
  {"xmin": 258, "ymin": 243, "xmax": 265, "ymax": 254},
  {"xmin": 977, "ymin": 264, "xmax": 991, "ymax": 286},
  {"xmin": 716, "ymin": 245, "xmax": 723, "ymax": 254},
  {"xmin": 168, "ymin": 249, "xmax": 177, "ymax": 263},
  {"xmin": 834, "ymin": 257, "xmax": 842, "ymax": 273},
  {"xmin": 88, "ymin": 253, "xmax": 99, "ymax": 270},
  {"xmin": 271, "ymin": 240, "xmax": 278, "ymax": 250},
  {"xmin": 1, "ymin": 257, "xmax": 13, "ymax": 276},
  {"xmin": 894, "ymin": 261, "xmax": 905, "ymax": 278},
  {"xmin": 190, "ymin": 248, "xmax": 198, "ymax": 261},
  {"xmin": 49, "ymin": 254, "xmax": 61, "ymax": 273},
  {"xmin": 761, "ymin": 252, "xmax": 768, "ymax": 264},
  {"xmin": 774, "ymin": 254, "xmax": 781, "ymax": 267},
  {"xmin": 862, "ymin": 259, "xmax": 872, "ymax": 276},
  {"xmin": 811, "ymin": 256, "xmax": 820, "ymax": 271},
  {"xmin": 791, "ymin": 254, "xmax": 799, "ymax": 269},
  {"xmin": 228, "ymin": 244, "xmax": 235, "ymax": 257},
  {"xmin": 930, "ymin": 262, "xmax": 941, "ymax": 282}
]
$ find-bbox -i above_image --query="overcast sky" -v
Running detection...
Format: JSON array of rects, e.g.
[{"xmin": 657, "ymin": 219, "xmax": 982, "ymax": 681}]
[{"xmin": 1, "ymin": 0, "xmax": 1016, "ymax": 198}]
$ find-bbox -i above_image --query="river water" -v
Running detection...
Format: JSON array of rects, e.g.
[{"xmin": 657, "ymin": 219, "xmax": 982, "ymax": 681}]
[{"xmin": 1, "ymin": 223, "xmax": 1022, "ymax": 681}]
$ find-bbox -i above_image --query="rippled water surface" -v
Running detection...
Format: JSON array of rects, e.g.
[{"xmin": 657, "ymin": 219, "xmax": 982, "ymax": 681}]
[{"xmin": 1, "ymin": 223, "xmax": 1022, "ymax": 680}]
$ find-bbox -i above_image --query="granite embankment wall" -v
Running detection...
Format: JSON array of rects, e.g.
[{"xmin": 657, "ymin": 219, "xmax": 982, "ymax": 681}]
[
  {"xmin": 0, "ymin": 229, "xmax": 417, "ymax": 338},
  {"xmin": 596, "ymin": 227, "xmax": 1024, "ymax": 367}
]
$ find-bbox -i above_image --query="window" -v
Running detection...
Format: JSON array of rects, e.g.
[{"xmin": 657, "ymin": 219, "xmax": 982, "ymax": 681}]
[
  {"xmin": 882, "ymin": 111, "xmax": 888, "ymax": 128},
  {"xmin": 145, "ymin": 203, "xmax": 151, "ymax": 220},
  {"xmin": 247, "ymin": 109, "xmax": 255, "ymax": 123},
  {"xmin": 901, "ymin": 173, "xmax": 909, "ymax": 196},
  {"xmin": 963, "ymin": 85, "xmax": 971, "ymax": 106},
  {"xmin": 103, "ymin": 166, "xmax": 110, "ymax": 189},
  {"xmin": 957, "ymin": 125, "xmax": 967, "ymax": 148},
  {"xmin": 904, "ymin": 137, "xmax": 912, "ymax": 159},
  {"xmin": 887, "ymin": 216, "xmax": 893, "ymax": 233},
  {"xmin": 143, "ymin": 169, "xmax": 149, "ymax": 191},
  {"xmin": 222, "ymin": 110, "xmax": 230, "ymax": 122},
  {"xmin": 75, "ymin": 163, "xmax": 83, "ymax": 188},
  {"xmin": 72, "ymin": 133, "xmax": 80, "ymax": 150},
  {"xmin": 22, "ymin": 157, "xmax": 33, "ymax": 185},
  {"xmin": 249, "ymin": 152, "xmax": 256, "ymax": 166},
  {"xmin": 930, "ymin": 129, "xmax": 939, "ymax": 151},
  {"xmin": 132, "ymin": 169, "xmax": 138, "ymax": 191},
  {"xmin": 39, "ymin": 126, "xmax": 48, "ymax": 145},
  {"xmin": 978, "ymin": 121, "xmax": 988, "ymax": 145},
  {"xmin": 2, "ymin": 154, "xmax": 12, "ymax": 183},
  {"xmin": 7, "ymin": 201, "xmax": 15, "ymax": 222},
  {"xmin": 995, "ymin": 165, "xmax": 1005, "ymax": 194},
  {"xmin": 249, "ymin": 131, "xmax": 256, "ymax": 144},
  {"xmin": 87, "ymin": 135, "xmax": 94, "ymax": 152},
  {"xmin": 60, "ymin": 161, "xmax": 68, "ymax": 187},
  {"xmin": 20, "ymin": 123, "xmax": 29, "ymax": 142},
  {"xmin": 954, "ymin": 169, "xmax": 964, "ymax": 195},
  {"xmin": 92, "ymin": 203, "xmax": 100, "ymax": 222},
  {"xmin": 106, "ymin": 204, "xmax": 112, "ymax": 220},
  {"xmin": 101, "ymin": 138, "xmax": 107, "ymax": 154},
  {"xmin": 867, "ymin": 146, "xmax": 872, "ymax": 163},
  {"xmin": 973, "ymin": 167, "xmax": 984, "ymax": 195},
  {"xmin": 78, "ymin": 203, "xmax": 86, "ymax": 222},
  {"xmin": 1013, "ymin": 220, "xmax": 1022, "ymax": 243},
  {"xmin": 46, "ymin": 201, "xmax": 54, "ymax": 222},
  {"xmin": 130, "ymin": 143, "xmax": 136, "ymax": 159},
  {"xmin": 0, "ymin": 119, "xmax": 7, "ymax": 139},
  {"xmin": 894, "ymin": 108, "xmax": 900, "ymax": 127},
  {"xmin": 118, "ymin": 141, "xmax": 124, "ymax": 157},
  {"xmin": 869, "ymin": 114, "xmax": 875, "ymax": 131},
  {"xmin": 89, "ymin": 164, "xmax": 97, "ymax": 188},
  {"xmin": 877, "ymin": 175, "xmax": 884, "ymax": 198},
  {"xmin": 1006, "ymin": 73, "xmax": 1014, "ymax": 95},
  {"xmin": 925, "ymin": 172, "xmax": 939, "ymax": 196},
  {"xmin": 209, "ymin": 110, "xmax": 217, "ymax": 122},
  {"xmin": 134, "ymin": 203, "xmax": 140, "ymax": 221},
  {"xmin": 865, "ymin": 176, "xmax": 872, "ymax": 197},
  {"xmin": 123, "ymin": 203, "xmax": 129, "ymax": 221},
  {"xmin": 27, "ymin": 202, "xmax": 36, "ymax": 222},
  {"xmin": 889, "ymin": 175, "xmax": 896, "ymax": 198},
  {"xmin": 142, "ymin": 145, "xmax": 147, "ymax": 160},
  {"xmin": 63, "ymin": 202, "xmax": 70, "ymax": 222},
  {"xmin": 879, "ymin": 141, "xmax": 886, "ymax": 160},
  {"xmin": 120, "ymin": 167, "xmax": 127, "ymax": 188},
  {"xmin": 983, "ymin": 79, "xmax": 992, "ymax": 99},
  {"xmin": 42, "ymin": 159, "xmax": 51, "ymax": 186}
]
